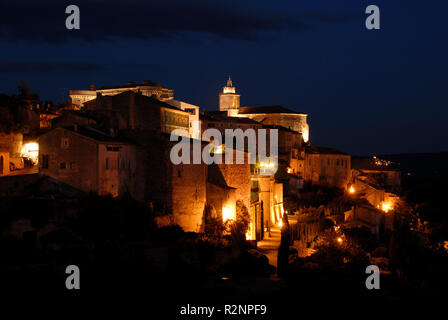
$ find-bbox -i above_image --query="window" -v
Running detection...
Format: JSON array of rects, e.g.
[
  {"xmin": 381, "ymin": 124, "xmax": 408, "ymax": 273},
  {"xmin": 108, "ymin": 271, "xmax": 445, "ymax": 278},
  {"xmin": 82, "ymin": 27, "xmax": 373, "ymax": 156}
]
[
  {"xmin": 61, "ymin": 138, "xmax": 70, "ymax": 149},
  {"xmin": 337, "ymin": 159, "xmax": 340, "ymax": 166},
  {"xmin": 59, "ymin": 162, "xmax": 66, "ymax": 169},
  {"xmin": 177, "ymin": 169, "xmax": 182, "ymax": 177},
  {"xmin": 107, "ymin": 146, "xmax": 120, "ymax": 152},
  {"xmin": 208, "ymin": 123, "xmax": 215, "ymax": 128},
  {"xmin": 42, "ymin": 154, "xmax": 49, "ymax": 169},
  {"xmin": 106, "ymin": 158, "xmax": 110, "ymax": 170},
  {"xmin": 70, "ymin": 162, "xmax": 77, "ymax": 170}
]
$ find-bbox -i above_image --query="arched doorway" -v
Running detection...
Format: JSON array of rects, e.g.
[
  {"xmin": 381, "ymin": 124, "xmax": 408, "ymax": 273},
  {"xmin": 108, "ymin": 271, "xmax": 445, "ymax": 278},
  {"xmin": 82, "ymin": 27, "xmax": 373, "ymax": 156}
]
[{"xmin": 0, "ymin": 155, "xmax": 3, "ymax": 175}]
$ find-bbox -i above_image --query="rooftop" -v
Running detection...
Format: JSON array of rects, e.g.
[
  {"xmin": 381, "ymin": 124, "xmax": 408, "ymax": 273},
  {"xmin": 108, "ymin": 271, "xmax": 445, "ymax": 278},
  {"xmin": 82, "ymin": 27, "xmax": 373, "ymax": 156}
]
[
  {"xmin": 62, "ymin": 125, "xmax": 134, "ymax": 144},
  {"xmin": 200, "ymin": 111, "xmax": 261, "ymax": 125},
  {"xmin": 238, "ymin": 105, "xmax": 307, "ymax": 115},
  {"xmin": 91, "ymin": 90, "xmax": 186, "ymax": 112},
  {"xmin": 306, "ymin": 145, "xmax": 349, "ymax": 155},
  {"xmin": 98, "ymin": 80, "xmax": 166, "ymax": 90}
]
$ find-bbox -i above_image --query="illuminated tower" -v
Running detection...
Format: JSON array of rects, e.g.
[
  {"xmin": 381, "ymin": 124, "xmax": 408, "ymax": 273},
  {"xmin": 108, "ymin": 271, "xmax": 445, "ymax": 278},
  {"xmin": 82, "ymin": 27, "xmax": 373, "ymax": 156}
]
[{"xmin": 219, "ymin": 76, "xmax": 240, "ymax": 116}]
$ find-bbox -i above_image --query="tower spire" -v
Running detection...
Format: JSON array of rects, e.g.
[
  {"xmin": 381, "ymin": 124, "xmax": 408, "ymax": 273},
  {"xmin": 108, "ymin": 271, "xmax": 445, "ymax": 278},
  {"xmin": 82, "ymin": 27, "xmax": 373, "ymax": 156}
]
[{"xmin": 227, "ymin": 76, "xmax": 233, "ymax": 87}]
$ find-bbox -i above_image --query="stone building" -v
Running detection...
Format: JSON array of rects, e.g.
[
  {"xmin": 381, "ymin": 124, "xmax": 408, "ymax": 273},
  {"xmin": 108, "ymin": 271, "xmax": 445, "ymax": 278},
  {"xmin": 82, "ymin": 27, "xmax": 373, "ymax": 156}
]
[
  {"xmin": 38, "ymin": 126, "xmax": 137, "ymax": 197},
  {"xmin": 84, "ymin": 91, "xmax": 190, "ymax": 136},
  {"xmin": 303, "ymin": 146, "xmax": 351, "ymax": 188},
  {"xmin": 69, "ymin": 81, "xmax": 174, "ymax": 107},
  {"xmin": 200, "ymin": 111, "xmax": 262, "ymax": 137},
  {"xmin": 216, "ymin": 78, "xmax": 309, "ymax": 142},
  {"xmin": 351, "ymin": 156, "xmax": 401, "ymax": 193}
]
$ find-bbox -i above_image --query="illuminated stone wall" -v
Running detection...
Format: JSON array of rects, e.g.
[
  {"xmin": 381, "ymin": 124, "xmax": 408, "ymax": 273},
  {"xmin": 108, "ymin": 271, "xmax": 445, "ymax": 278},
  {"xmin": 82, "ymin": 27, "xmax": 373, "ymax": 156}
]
[
  {"xmin": 38, "ymin": 128, "xmax": 100, "ymax": 193},
  {"xmin": 243, "ymin": 113, "xmax": 309, "ymax": 143},
  {"xmin": 219, "ymin": 93, "xmax": 240, "ymax": 112},
  {"xmin": 0, "ymin": 132, "xmax": 23, "ymax": 155},
  {"xmin": 38, "ymin": 128, "xmax": 136, "ymax": 197},
  {"xmin": 214, "ymin": 150, "xmax": 251, "ymax": 214},
  {"xmin": 0, "ymin": 152, "xmax": 10, "ymax": 176},
  {"xmin": 304, "ymin": 152, "xmax": 351, "ymax": 188}
]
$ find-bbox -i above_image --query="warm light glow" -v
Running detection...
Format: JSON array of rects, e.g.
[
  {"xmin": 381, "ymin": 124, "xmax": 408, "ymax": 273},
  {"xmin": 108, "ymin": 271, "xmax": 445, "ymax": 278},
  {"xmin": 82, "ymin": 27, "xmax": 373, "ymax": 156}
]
[
  {"xmin": 287, "ymin": 167, "xmax": 293, "ymax": 174},
  {"xmin": 245, "ymin": 222, "xmax": 253, "ymax": 240},
  {"xmin": 349, "ymin": 186, "xmax": 355, "ymax": 194},
  {"xmin": 278, "ymin": 220, "xmax": 283, "ymax": 228},
  {"xmin": 259, "ymin": 161, "xmax": 275, "ymax": 169},
  {"xmin": 381, "ymin": 202, "xmax": 392, "ymax": 213},
  {"xmin": 21, "ymin": 142, "xmax": 39, "ymax": 163},
  {"xmin": 337, "ymin": 237, "xmax": 343, "ymax": 244},
  {"xmin": 222, "ymin": 205, "xmax": 235, "ymax": 222},
  {"xmin": 213, "ymin": 144, "xmax": 225, "ymax": 154},
  {"xmin": 223, "ymin": 87, "xmax": 236, "ymax": 94}
]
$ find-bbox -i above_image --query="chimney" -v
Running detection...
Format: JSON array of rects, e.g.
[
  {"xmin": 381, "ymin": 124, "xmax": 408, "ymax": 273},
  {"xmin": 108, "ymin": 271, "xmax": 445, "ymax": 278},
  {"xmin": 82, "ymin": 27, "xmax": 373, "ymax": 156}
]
[{"xmin": 89, "ymin": 84, "xmax": 95, "ymax": 91}]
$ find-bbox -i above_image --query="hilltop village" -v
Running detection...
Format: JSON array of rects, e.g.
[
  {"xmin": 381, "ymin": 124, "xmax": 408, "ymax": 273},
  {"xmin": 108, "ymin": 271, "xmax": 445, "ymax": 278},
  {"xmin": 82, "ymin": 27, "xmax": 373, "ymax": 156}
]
[
  {"xmin": 0, "ymin": 78, "xmax": 400, "ymax": 239},
  {"xmin": 1, "ymin": 78, "xmax": 446, "ymax": 301}
]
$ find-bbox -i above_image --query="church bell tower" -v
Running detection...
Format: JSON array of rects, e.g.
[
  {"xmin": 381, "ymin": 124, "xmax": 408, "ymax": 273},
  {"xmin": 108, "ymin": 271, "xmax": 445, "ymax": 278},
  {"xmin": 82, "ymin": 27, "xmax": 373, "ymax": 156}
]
[{"xmin": 219, "ymin": 76, "xmax": 240, "ymax": 116}]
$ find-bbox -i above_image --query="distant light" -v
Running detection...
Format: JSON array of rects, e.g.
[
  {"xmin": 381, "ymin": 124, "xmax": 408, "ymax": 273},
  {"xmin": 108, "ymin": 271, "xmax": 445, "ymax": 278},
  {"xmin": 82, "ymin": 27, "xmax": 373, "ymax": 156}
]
[
  {"xmin": 337, "ymin": 237, "xmax": 343, "ymax": 244},
  {"xmin": 278, "ymin": 220, "xmax": 283, "ymax": 228},
  {"xmin": 349, "ymin": 186, "xmax": 355, "ymax": 194}
]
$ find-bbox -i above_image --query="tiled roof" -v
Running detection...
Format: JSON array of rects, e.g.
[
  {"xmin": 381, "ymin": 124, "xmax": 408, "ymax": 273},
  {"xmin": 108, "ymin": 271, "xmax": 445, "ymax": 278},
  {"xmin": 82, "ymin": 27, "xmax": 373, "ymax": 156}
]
[{"xmin": 63, "ymin": 125, "xmax": 134, "ymax": 144}]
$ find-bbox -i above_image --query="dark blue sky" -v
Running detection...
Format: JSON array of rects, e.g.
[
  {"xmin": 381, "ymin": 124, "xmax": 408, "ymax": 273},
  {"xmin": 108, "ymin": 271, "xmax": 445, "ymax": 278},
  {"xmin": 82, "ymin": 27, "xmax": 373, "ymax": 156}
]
[{"xmin": 0, "ymin": 0, "xmax": 447, "ymax": 155}]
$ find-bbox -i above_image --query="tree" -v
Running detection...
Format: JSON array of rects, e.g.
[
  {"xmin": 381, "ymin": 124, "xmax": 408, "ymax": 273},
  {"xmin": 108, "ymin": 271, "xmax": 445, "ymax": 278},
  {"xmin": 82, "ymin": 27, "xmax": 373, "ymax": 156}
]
[{"xmin": 229, "ymin": 200, "xmax": 250, "ymax": 247}]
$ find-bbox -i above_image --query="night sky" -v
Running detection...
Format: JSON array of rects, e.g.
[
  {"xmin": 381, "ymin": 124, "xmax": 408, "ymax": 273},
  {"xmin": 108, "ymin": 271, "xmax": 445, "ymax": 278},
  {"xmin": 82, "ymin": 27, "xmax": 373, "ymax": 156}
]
[{"xmin": 0, "ymin": 0, "xmax": 447, "ymax": 155}]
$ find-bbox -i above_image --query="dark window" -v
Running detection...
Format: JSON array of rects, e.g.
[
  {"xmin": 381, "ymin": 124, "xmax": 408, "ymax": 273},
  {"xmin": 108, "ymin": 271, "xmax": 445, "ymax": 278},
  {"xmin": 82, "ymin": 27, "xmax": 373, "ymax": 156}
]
[
  {"xmin": 61, "ymin": 138, "xmax": 70, "ymax": 149},
  {"xmin": 177, "ymin": 169, "xmax": 182, "ymax": 177},
  {"xmin": 59, "ymin": 162, "xmax": 66, "ymax": 169},
  {"xmin": 106, "ymin": 158, "xmax": 110, "ymax": 170},
  {"xmin": 208, "ymin": 123, "xmax": 215, "ymax": 128},
  {"xmin": 42, "ymin": 155, "xmax": 49, "ymax": 169}
]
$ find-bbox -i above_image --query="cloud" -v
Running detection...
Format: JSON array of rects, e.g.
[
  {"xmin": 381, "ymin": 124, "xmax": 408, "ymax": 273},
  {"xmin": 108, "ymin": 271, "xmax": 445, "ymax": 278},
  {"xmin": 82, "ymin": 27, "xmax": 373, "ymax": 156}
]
[
  {"xmin": 0, "ymin": 61, "xmax": 104, "ymax": 73},
  {"xmin": 0, "ymin": 0, "xmax": 346, "ymax": 44}
]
